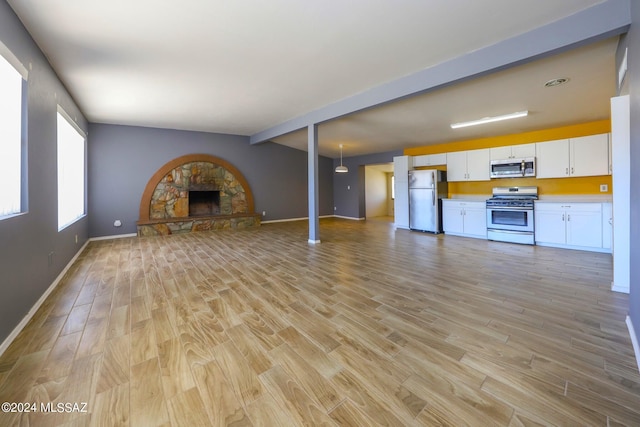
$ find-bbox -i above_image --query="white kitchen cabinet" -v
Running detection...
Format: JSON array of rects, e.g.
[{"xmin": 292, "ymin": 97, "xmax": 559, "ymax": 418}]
[
  {"xmin": 446, "ymin": 149, "xmax": 490, "ymax": 182},
  {"xmin": 393, "ymin": 156, "xmax": 412, "ymax": 229},
  {"xmin": 445, "ymin": 151, "xmax": 467, "ymax": 182},
  {"xmin": 535, "ymin": 139, "xmax": 570, "ymax": 178},
  {"xmin": 412, "ymin": 153, "xmax": 447, "ymax": 167},
  {"xmin": 442, "ymin": 200, "xmax": 487, "ymax": 239},
  {"xmin": 490, "ymin": 143, "xmax": 535, "ymax": 160},
  {"xmin": 534, "ymin": 202, "xmax": 607, "ymax": 252},
  {"xmin": 571, "ymin": 134, "xmax": 610, "ymax": 177},
  {"xmin": 536, "ymin": 134, "xmax": 609, "ymax": 178}
]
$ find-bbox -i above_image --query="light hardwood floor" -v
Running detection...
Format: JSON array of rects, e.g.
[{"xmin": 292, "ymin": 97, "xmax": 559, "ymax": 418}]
[{"xmin": 0, "ymin": 217, "xmax": 638, "ymax": 426}]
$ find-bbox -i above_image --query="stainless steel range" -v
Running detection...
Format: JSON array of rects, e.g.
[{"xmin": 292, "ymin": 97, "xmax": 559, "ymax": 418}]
[{"xmin": 486, "ymin": 186, "xmax": 538, "ymax": 245}]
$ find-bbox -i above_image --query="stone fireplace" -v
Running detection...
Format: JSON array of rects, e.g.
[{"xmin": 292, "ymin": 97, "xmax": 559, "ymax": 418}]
[{"xmin": 137, "ymin": 154, "xmax": 260, "ymax": 236}]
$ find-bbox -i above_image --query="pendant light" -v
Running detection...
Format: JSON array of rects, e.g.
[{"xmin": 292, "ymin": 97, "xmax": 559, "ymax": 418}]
[{"xmin": 335, "ymin": 144, "xmax": 348, "ymax": 173}]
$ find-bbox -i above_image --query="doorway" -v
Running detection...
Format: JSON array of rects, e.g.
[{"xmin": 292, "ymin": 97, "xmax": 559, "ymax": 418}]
[{"xmin": 364, "ymin": 163, "xmax": 394, "ymax": 221}]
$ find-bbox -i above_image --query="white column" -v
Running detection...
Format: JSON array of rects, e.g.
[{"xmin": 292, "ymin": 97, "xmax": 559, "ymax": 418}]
[
  {"xmin": 308, "ymin": 124, "xmax": 320, "ymax": 243},
  {"xmin": 611, "ymin": 95, "xmax": 630, "ymax": 293}
]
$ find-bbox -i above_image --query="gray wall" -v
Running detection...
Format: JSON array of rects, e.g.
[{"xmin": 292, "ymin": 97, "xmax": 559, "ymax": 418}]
[
  {"xmin": 0, "ymin": 2, "xmax": 89, "ymax": 344},
  {"xmin": 88, "ymin": 123, "xmax": 334, "ymax": 237},
  {"xmin": 332, "ymin": 150, "xmax": 402, "ymax": 218},
  {"xmin": 627, "ymin": 2, "xmax": 640, "ymax": 352}
]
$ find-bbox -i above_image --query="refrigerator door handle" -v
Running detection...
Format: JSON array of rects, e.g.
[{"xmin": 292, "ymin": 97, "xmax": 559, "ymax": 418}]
[{"xmin": 432, "ymin": 190, "xmax": 435, "ymax": 205}]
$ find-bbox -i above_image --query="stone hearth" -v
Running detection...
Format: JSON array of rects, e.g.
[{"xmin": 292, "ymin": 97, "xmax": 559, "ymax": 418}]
[{"xmin": 137, "ymin": 154, "xmax": 260, "ymax": 236}]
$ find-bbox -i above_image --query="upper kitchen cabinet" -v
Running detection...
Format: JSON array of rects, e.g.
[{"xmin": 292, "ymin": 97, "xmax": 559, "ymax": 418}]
[
  {"xmin": 536, "ymin": 139, "xmax": 570, "ymax": 178},
  {"xmin": 446, "ymin": 149, "xmax": 490, "ymax": 182},
  {"xmin": 489, "ymin": 143, "xmax": 535, "ymax": 160},
  {"xmin": 571, "ymin": 134, "xmax": 610, "ymax": 177},
  {"xmin": 412, "ymin": 153, "xmax": 447, "ymax": 167},
  {"xmin": 536, "ymin": 133, "xmax": 609, "ymax": 178}
]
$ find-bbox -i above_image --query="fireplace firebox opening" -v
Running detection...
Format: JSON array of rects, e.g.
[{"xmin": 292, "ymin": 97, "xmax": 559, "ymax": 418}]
[{"xmin": 189, "ymin": 190, "xmax": 220, "ymax": 216}]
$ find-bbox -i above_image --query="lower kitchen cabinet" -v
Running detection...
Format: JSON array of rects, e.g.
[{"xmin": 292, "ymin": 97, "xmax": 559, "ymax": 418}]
[
  {"xmin": 442, "ymin": 200, "xmax": 487, "ymax": 239},
  {"xmin": 534, "ymin": 202, "xmax": 609, "ymax": 252}
]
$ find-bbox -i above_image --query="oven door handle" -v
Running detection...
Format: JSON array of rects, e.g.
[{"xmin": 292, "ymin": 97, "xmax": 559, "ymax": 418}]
[{"xmin": 487, "ymin": 207, "xmax": 534, "ymax": 211}]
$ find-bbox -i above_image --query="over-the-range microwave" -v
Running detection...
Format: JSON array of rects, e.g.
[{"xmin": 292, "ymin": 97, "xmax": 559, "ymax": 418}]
[{"xmin": 490, "ymin": 157, "xmax": 536, "ymax": 179}]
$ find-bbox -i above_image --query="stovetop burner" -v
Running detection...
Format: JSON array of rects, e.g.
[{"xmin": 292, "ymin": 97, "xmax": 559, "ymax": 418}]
[
  {"xmin": 486, "ymin": 198, "xmax": 535, "ymax": 208},
  {"xmin": 487, "ymin": 186, "xmax": 538, "ymax": 208}
]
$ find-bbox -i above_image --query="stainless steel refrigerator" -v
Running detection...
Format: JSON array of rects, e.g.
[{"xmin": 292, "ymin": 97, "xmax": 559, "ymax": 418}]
[{"xmin": 408, "ymin": 170, "xmax": 448, "ymax": 233}]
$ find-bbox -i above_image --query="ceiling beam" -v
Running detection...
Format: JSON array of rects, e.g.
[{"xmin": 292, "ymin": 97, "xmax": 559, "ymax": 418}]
[{"xmin": 250, "ymin": 0, "xmax": 630, "ymax": 145}]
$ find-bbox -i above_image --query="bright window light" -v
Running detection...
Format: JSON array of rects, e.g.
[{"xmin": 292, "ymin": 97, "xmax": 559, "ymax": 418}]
[
  {"xmin": 57, "ymin": 111, "xmax": 85, "ymax": 230},
  {"xmin": 0, "ymin": 54, "xmax": 23, "ymax": 217},
  {"xmin": 391, "ymin": 175, "xmax": 395, "ymax": 200}
]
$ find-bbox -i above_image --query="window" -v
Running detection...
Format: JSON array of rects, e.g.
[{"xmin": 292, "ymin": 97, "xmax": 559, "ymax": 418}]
[
  {"xmin": 0, "ymin": 52, "xmax": 24, "ymax": 218},
  {"xmin": 391, "ymin": 175, "xmax": 395, "ymax": 199},
  {"xmin": 57, "ymin": 109, "xmax": 86, "ymax": 230}
]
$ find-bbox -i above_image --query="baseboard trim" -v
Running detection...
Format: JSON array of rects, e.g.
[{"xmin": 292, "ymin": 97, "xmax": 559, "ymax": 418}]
[
  {"xmin": 611, "ymin": 282, "xmax": 630, "ymax": 294},
  {"xmin": 626, "ymin": 315, "xmax": 640, "ymax": 374},
  {"xmin": 0, "ymin": 240, "xmax": 91, "ymax": 357},
  {"xmin": 262, "ymin": 215, "xmax": 334, "ymax": 224},
  {"xmin": 333, "ymin": 215, "xmax": 365, "ymax": 221},
  {"xmin": 90, "ymin": 233, "xmax": 137, "ymax": 241}
]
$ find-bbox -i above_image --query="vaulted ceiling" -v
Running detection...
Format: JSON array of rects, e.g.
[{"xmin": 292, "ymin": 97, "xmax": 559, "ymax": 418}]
[{"xmin": 7, "ymin": 0, "xmax": 622, "ymax": 157}]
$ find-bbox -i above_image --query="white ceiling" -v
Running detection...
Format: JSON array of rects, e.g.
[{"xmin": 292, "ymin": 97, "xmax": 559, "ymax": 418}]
[
  {"xmin": 7, "ymin": 0, "xmax": 614, "ymax": 158},
  {"xmin": 273, "ymin": 37, "xmax": 617, "ymax": 157}
]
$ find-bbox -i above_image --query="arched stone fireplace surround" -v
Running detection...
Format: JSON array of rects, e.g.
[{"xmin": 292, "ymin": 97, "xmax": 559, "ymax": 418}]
[{"xmin": 136, "ymin": 154, "xmax": 260, "ymax": 236}]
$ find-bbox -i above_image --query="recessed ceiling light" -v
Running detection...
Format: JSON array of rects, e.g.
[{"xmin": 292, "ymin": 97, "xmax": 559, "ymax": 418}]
[{"xmin": 544, "ymin": 77, "xmax": 569, "ymax": 87}]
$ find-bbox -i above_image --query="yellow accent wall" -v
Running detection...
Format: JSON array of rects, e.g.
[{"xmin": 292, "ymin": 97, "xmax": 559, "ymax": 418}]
[{"xmin": 404, "ymin": 120, "xmax": 612, "ymax": 196}]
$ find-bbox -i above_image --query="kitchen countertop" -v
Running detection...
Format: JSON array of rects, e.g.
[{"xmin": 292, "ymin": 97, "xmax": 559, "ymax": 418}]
[
  {"xmin": 536, "ymin": 195, "xmax": 612, "ymax": 203},
  {"xmin": 444, "ymin": 195, "xmax": 490, "ymax": 202},
  {"xmin": 444, "ymin": 194, "xmax": 612, "ymax": 203}
]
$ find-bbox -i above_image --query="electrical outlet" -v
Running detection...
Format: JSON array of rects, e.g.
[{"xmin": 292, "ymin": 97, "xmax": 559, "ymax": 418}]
[
  {"xmin": 114, "ymin": 219, "xmax": 122, "ymax": 227},
  {"xmin": 347, "ymin": 185, "xmax": 350, "ymax": 190},
  {"xmin": 75, "ymin": 234, "xmax": 78, "ymax": 244},
  {"xmin": 262, "ymin": 211, "xmax": 266, "ymax": 216},
  {"xmin": 48, "ymin": 251, "xmax": 54, "ymax": 266},
  {"xmin": 334, "ymin": 206, "xmax": 337, "ymax": 211},
  {"xmin": 600, "ymin": 184, "xmax": 608, "ymax": 192}
]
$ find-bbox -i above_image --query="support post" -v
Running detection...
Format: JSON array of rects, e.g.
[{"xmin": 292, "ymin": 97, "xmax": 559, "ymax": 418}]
[{"xmin": 308, "ymin": 124, "xmax": 320, "ymax": 243}]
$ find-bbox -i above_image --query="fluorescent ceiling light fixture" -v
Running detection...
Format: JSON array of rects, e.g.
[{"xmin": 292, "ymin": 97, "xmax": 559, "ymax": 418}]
[{"xmin": 450, "ymin": 110, "xmax": 528, "ymax": 129}]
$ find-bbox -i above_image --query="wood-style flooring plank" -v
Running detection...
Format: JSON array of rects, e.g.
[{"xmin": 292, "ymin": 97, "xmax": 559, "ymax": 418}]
[
  {"xmin": 259, "ymin": 365, "xmax": 336, "ymax": 427},
  {"xmin": 191, "ymin": 360, "xmax": 252, "ymax": 427},
  {"xmin": 0, "ymin": 218, "xmax": 634, "ymax": 426}
]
